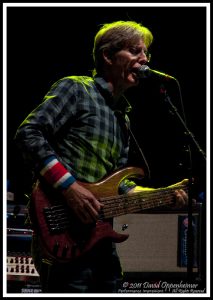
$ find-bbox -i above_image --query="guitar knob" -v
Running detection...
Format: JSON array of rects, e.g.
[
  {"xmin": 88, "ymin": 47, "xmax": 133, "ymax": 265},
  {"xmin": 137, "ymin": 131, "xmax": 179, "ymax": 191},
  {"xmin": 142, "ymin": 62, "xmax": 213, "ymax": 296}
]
[
  {"xmin": 53, "ymin": 241, "xmax": 59, "ymax": 255},
  {"xmin": 122, "ymin": 224, "xmax": 128, "ymax": 231},
  {"xmin": 62, "ymin": 245, "xmax": 68, "ymax": 258},
  {"xmin": 71, "ymin": 244, "xmax": 78, "ymax": 258}
]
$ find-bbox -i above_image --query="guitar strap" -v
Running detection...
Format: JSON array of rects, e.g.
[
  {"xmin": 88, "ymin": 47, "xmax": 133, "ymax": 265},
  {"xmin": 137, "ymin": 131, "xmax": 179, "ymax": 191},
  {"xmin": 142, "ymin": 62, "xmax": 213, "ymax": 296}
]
[
  {"xmin": 128, "ymin": 125, "xmax": 151, "ymax": 180},
  {"xmin": 115, "ymin": 104, "xmax": 151, "ymax": 180}
]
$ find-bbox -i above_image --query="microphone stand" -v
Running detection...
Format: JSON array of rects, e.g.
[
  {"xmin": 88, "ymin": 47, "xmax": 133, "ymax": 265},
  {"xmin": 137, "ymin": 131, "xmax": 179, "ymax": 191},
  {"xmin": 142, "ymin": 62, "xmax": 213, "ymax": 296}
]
[{"xmin": 159, "ymin": 83, "xmax": 206, "ymax": 281}]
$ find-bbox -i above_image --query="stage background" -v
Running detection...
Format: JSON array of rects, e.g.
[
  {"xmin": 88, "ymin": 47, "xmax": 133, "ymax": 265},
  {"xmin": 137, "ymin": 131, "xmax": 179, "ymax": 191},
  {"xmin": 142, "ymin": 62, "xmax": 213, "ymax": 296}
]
[
  {"xmin": 6, "ymin": 6, "xmax": 206, "ymax": 200},
  {"xmin": 5, "ymin": 4, "xmax": 207, "ymax": 292}
]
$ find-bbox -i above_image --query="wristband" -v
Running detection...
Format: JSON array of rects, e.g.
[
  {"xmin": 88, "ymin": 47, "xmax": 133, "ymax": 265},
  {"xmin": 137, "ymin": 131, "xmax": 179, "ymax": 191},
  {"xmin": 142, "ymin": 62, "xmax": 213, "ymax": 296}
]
[{"xmin": 40, "ymin": 156, "xmax": 76, "ymax": 190}]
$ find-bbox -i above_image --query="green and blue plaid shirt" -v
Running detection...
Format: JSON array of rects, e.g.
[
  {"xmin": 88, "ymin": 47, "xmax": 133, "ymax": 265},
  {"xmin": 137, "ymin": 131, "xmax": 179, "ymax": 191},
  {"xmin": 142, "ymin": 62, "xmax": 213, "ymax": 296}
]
[{"xmin": 15, "ymin": 75, "xmax": 136, "ymax": 192}]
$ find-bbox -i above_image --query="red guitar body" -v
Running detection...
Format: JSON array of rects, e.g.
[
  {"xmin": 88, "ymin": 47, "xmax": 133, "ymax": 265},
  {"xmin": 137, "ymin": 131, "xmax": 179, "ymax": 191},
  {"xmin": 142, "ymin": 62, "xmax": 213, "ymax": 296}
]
[
  {"xmin": 30, "ymin": 166, "xmax": 187, "ymax": 263},
  {"xmin": 30, "ymin": 167, "xmax": 145, "ymax": 263}
]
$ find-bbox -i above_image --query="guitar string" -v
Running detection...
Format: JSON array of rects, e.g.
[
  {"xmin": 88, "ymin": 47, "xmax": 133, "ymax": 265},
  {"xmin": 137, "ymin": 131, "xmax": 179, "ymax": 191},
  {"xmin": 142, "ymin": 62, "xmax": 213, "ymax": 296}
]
[
  {"xmin": 40, "ymin": 183, "xmax": 188, "ymax": 226},
  {"xmin": 99, "ymin": 195, "xmax": 173, "ymax": 219},
  {"xmin": 99, "ymin": 184, "xmax": 187, "ymax": 207},
  {"xmin": 101, "ymin": 188, "xmax": 187, "ymax": 214},
  {"xmin": 98, "ymin": 186, "xmax": 188, "ymax": 219},
  {"xmin": 45, "ymin": 191, "xmax": 178, "ymax": 226}
]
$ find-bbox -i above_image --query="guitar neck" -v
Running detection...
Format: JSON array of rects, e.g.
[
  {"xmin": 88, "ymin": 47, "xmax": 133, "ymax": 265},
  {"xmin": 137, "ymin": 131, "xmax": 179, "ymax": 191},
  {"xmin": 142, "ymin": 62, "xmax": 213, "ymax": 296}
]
[{"xmin": 100, "ymin": 185, "xmax": 188, "ymax": 219}]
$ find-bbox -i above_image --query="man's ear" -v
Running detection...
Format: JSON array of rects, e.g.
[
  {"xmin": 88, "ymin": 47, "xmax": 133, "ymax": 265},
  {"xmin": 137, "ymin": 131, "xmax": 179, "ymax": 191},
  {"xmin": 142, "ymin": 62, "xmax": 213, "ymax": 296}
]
[{"xmin": 103, "ymin": 49, "xmax": 113, "ymax": 65}]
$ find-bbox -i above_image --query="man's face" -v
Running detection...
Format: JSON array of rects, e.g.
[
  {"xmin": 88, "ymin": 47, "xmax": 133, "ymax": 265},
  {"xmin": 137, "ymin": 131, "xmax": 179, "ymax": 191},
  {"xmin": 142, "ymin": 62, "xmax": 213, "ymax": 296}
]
[{"xmin": 109, "ymin": 39, "xmax": 150, "ymax": 89}]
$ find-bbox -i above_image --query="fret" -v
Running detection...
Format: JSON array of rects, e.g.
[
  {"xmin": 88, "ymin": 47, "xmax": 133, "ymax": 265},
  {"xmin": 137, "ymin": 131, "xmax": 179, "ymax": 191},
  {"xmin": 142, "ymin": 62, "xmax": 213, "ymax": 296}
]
[{"xmin": 101, "ymin": 184, "xmax": 187, "ymax": 219}]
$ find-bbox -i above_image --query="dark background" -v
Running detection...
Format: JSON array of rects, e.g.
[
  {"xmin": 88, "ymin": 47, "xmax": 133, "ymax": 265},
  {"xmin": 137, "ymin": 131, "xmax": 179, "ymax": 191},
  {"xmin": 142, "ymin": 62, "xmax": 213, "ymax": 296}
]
[{"xmin": 6, "ymin": 5, "xmax": 207, "ymax": 203}]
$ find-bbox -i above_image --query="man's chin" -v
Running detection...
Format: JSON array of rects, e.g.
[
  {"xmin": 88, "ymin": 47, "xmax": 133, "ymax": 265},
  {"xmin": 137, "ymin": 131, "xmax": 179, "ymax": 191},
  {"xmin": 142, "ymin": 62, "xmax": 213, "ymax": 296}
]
[
  {"xmin": 128, "ymin": 75, "xmax": 139, "ymax": 86},
  {"xmin": 131, "ymin": 72, "xmax": 139, "ymax": 82}
]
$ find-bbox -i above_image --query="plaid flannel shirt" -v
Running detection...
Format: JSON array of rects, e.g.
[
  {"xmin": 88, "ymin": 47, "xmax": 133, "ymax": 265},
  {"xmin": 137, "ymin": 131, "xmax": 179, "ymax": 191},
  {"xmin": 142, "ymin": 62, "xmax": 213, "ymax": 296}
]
[{"xmin": 15, "ymin": 75, "xmax": 136, "ymax": 192}]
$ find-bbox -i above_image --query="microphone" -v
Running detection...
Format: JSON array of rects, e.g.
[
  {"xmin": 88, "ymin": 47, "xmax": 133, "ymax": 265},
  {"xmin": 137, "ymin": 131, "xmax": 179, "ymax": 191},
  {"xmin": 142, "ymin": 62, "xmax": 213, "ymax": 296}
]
[{"xmin": 137, "ymin": 65, "xmax": 176, "ymax": 81}]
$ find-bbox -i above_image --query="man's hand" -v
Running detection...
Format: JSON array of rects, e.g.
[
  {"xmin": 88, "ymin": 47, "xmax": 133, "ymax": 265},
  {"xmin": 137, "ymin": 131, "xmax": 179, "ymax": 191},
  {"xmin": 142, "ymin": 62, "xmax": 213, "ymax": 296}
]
[
  {"xmin": 173, "ymin": 189, "xmax": 188, "ymax": 208},
  {"xmin": 62, "ymin": 182, "xmax": 103, "ymax": 224}
]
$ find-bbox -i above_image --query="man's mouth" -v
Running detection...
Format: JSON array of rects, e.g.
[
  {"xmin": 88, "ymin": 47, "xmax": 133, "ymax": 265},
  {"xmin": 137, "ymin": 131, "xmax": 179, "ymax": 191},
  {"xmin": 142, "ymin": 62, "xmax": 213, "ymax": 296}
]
[
  {"xmin": 130, "ymin": 66, "xmax": 141, "ymax": 78},
  {"xmin": 130, "ymin": 69, "xmax": 139, "ymax": 81}
]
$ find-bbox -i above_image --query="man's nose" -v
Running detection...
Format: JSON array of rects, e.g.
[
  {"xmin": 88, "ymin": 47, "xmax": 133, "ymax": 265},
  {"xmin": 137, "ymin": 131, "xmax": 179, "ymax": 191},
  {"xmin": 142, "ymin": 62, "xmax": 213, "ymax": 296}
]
[{"xmin": 138, "ymin": 51, "xmax": 149, "ymax": 63}]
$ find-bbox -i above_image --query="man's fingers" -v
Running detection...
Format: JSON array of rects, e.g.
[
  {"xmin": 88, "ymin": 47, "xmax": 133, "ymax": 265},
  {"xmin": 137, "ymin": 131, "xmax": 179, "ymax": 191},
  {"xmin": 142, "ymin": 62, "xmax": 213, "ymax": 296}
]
[
  {"xmin": 174, "ymin": 189, "xmax": 188, "ymax": 207},
  {"xmin": 84, "ymin": 200, "xmax": 100, "ymax": 220}
]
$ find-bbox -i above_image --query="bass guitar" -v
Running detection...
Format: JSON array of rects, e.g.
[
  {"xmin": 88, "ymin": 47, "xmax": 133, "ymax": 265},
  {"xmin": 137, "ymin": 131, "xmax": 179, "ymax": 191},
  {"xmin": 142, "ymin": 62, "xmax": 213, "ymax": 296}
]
[{"xmin": 30, "ymin": 166, "xmax": 188, "ymax": 263}]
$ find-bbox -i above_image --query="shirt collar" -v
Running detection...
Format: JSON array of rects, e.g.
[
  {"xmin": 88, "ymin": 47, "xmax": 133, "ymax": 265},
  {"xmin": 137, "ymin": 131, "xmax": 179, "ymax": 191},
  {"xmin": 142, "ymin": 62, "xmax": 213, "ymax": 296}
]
[{"xmin": 94, "ymin": 76, "xmax": 132, "ymax": 113}]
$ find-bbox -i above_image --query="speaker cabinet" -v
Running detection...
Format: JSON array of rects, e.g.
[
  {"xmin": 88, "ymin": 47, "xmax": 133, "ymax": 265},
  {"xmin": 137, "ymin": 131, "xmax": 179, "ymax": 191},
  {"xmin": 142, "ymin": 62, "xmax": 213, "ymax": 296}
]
[{"xmin": 113, "ymin": 204, "xmax": 202, "ymax": 274}]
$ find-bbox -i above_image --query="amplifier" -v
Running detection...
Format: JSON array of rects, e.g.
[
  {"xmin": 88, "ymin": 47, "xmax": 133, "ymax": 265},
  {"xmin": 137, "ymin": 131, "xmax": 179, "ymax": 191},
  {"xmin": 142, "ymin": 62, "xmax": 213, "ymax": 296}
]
[
  {"xmin": 6, "ymin": 228, "xmax": 41, "ymax": 293},
  {"xmin": 7, "ymin": 204, "xmax": 29, "ymax": 229},
  {"xmin": 6, "ymin": 204, "xmax": 42, "ymax": 293},
  {"xmin": 7, "ymin": 253, "xmax": 40, "ymax": 280},
  {"xmin": 114, "ymin": 204, "xmax": 203, "ymax": 275}
]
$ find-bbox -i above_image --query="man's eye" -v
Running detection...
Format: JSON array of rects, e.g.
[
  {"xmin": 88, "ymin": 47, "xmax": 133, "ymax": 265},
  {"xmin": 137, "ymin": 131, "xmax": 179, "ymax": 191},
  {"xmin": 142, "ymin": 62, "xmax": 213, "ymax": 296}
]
[{"xmin": 129, "ymin": 47, "xmax": 140, "ymax": 54}]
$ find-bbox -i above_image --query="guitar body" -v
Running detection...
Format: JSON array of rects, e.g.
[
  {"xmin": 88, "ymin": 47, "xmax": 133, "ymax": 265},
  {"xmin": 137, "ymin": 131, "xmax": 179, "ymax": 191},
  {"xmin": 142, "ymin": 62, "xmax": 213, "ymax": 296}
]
[{"xmin": 30, "ymin": 167, "xmax": 145, "ymax": 263}]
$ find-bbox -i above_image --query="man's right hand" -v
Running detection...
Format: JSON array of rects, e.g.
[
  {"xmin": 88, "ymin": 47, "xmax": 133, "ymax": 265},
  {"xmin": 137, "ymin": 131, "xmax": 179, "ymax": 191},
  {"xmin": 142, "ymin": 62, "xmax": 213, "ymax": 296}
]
[{"xmin": 61, "ymin": 182, "xmax": 103, "ymax": 224}]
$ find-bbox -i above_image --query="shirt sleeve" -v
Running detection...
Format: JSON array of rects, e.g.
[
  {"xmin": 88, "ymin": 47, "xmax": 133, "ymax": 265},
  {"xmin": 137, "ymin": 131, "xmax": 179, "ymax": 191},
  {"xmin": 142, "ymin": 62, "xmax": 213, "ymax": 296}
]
[{"xmin": 14, "ymin": 77, "xmax": 78, "ymax": 188}]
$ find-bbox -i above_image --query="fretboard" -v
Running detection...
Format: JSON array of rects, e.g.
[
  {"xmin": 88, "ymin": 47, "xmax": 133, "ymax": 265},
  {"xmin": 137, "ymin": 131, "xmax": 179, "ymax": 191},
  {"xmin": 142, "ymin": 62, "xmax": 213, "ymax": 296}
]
[{"xmin": 100, "ymin": 184, "xmax": 188, "ymax": 219}]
